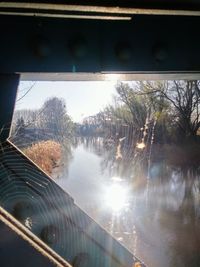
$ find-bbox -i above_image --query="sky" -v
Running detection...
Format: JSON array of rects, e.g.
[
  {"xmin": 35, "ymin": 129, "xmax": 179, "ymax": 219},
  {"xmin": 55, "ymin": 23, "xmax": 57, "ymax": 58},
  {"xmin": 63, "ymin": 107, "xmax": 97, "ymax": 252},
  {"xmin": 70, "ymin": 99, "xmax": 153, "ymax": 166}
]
[{"xmin": 15, "ymin": 81, "xmax": 118, "ymax": 122}]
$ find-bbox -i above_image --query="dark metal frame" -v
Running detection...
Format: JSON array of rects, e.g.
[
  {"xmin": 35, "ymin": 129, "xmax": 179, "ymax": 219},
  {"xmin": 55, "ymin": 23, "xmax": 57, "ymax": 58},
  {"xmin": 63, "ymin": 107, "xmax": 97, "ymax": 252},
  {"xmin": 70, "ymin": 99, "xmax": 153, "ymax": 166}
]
[
  {"xmin": 0, "ymin": 3, "xmax": 200, "ymax": 266},
  {"xmin": 0, "ymin": 15, "xmax": 200, "ymax": 73}
]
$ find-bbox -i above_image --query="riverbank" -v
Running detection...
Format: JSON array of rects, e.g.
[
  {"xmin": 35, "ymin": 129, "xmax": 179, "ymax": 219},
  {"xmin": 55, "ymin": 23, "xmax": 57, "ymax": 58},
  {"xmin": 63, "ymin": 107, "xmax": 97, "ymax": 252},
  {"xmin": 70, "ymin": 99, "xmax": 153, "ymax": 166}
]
[{"xmin": 23, "ymin": 140, "xmax": 62, "ymax": 175}]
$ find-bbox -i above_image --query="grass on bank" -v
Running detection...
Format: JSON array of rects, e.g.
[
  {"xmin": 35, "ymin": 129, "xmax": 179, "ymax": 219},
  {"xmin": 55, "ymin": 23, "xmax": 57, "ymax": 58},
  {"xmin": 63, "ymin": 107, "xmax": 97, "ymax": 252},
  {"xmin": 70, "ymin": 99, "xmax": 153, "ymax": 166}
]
[{"xmin": 23, "ymin": 140, "xmax": 61, "ymax": 175}]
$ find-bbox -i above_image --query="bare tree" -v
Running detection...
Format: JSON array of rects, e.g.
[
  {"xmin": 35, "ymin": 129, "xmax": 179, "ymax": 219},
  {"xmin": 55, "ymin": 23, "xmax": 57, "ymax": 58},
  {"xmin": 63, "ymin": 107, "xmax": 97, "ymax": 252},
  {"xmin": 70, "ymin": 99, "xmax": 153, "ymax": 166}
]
[
  {"xmin": 141, "ymin": 80, "xmax": 200, "ymax": 139},
  {"xmin": 115, "ymin": 82, "xmax": 148, "ymax": 130}
]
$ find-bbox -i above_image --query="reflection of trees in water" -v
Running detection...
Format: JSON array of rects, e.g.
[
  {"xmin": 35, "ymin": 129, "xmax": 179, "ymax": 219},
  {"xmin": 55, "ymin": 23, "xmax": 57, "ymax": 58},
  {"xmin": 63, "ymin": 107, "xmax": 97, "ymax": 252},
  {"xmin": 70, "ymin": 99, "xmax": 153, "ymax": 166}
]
[
  {"xmin": 73, "ymin": 136, "xmax": 105, "ymax": 156},
  {"xmin": 58, "ymin": 140, "xmax": 73, "ymax": 178},
  {"xmin": 148, "ymin": 167, "xmax": 200, "ymax": 267},
  {"xmin": 174, "ymin": 176, "xmax": 200, "ymax": 266},
  {"xmin": 77, "ymin": 136, "xmax": 147, "ymax": 184},
  {"xmin": 168, "ymin": 212, "xmax": 200, "ymax": 267},
  {"xmin": 78, "ymin": 136, "xmax": 200, "ymax": 267},
  {"xmin": 101, "ymin": 137, "xmax": 149, "ymax": 191}
]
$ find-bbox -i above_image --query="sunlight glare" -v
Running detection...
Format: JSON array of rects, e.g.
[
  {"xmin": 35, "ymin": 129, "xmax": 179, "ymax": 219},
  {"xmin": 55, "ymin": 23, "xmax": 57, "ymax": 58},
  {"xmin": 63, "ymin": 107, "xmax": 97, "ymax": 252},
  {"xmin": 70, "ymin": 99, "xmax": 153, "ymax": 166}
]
[
  {"xmin": 136, "ymin": 142, "xmax": 145, "ymax": 149},
  {"xmin": 104, "ymin": 73, "xmax": 122, "ymax": 81},
  {"xmin": 104, "ymin": 183, "xmax": 128, "ymax": 212}
]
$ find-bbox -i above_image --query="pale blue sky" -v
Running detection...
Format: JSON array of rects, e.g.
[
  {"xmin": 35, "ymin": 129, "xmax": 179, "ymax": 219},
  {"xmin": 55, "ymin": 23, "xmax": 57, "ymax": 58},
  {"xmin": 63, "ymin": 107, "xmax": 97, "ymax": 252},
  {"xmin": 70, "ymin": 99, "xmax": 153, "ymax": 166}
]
[{"xmin": 15, "ymin": 81, "xmax": 117, "ymax": 122}]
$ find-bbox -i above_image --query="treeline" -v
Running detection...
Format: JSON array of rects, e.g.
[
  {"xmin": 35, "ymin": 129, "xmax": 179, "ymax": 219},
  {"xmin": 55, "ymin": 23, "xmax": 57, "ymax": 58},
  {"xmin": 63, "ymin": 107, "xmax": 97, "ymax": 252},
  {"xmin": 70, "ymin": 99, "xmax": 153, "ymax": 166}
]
[
  {"xmin": 11, "ymin": 97, "xmax": 74, "ymax": 148},
  {"xmin": 11, "ymin": 97, "xmax": 74, "ymax": 176},
  {"xmin": 13, "ymin": 81, "xmax": 200, "ymax": 147},
  {"xmin": 92, "ymin": 81, "xmax": 200, "ymax": 145}
]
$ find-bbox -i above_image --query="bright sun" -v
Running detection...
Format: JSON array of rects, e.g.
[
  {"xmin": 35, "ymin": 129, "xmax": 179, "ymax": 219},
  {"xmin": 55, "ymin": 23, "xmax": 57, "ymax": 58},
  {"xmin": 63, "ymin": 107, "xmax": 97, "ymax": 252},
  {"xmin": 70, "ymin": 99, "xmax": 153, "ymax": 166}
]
[{"xmin": 104, "ymin": 183, "xmax": 128, "ymax": 212}]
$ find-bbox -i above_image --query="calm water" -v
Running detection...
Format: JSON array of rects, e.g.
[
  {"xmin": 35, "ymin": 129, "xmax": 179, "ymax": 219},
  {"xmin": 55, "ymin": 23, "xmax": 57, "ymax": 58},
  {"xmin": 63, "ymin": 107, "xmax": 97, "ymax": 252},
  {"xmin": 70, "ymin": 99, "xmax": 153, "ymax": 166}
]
[{"xmin": 57, "ymin": 138, "xmax": 200, "ymax": 267}]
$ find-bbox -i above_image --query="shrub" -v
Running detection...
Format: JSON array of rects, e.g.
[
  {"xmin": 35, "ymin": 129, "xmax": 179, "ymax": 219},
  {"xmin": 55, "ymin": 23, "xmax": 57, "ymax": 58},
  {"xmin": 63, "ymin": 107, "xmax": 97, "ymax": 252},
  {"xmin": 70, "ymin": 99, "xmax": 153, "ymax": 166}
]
[{"xmin": 23, "ymin": 140, "xmax": 61, "ymax": 175}]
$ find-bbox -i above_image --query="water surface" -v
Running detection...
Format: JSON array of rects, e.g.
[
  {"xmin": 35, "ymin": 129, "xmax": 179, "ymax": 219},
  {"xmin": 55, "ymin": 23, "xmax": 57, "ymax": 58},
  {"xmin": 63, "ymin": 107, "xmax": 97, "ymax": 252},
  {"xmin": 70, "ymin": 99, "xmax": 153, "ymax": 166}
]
[{"xmin": 57, "ymin": 138, "xmax": 200, "ymax": 267}]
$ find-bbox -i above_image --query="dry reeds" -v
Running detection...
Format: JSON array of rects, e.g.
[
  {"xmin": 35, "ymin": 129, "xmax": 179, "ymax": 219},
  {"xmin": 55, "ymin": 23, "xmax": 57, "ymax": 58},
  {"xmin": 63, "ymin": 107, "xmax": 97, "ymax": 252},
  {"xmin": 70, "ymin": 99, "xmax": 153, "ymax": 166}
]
[{"xmin": 23, "ymin": 140, "xmax": 61, "ymax": 175}]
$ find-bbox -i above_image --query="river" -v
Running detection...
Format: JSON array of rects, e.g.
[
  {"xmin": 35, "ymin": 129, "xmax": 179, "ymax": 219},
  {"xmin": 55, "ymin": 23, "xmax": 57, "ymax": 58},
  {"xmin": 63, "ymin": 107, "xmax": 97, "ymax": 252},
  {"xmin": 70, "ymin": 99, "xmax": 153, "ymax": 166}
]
[{"xmin": 57, "ymin": 137, "xmax": 200, "ymax": 267}]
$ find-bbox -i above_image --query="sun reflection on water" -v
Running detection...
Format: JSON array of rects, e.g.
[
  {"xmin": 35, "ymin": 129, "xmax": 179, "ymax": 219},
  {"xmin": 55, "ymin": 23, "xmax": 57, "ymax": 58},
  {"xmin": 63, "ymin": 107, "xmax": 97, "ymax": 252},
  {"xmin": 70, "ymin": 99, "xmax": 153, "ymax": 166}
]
[{"xmin": 104, "ymin": 177, "xmax": 129, "ymax": 213}]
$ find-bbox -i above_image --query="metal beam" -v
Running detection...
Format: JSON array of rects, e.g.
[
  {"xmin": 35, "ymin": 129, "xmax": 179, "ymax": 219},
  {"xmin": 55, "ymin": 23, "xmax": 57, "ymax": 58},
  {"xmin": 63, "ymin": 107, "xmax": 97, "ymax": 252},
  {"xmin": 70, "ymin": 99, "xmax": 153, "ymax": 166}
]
[
  {"xmin": 0, "ymin": 206, "xmax": 71, "ymax": 267},
  {"xmin": 0, "ymin": 15, "xmax": 200, "ymax": 74},
  {"xmin": 0, "ymin": 140, "xmax": 146, "ymax": 267},
  {"xmin": 0, "ymin": 74, "xmax": 19, "ymax": 142},
  {"xmin": 1, "ymin": 1, "xmax": 200, "ymax": 16}
]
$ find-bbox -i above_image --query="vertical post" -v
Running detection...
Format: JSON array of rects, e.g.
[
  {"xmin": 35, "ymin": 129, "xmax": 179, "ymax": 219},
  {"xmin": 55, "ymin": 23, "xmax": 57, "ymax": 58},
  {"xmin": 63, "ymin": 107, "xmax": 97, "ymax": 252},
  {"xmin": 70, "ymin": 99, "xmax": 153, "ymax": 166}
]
[{"xmin": 0, "ymin": 74, "xmax": 20, "ymax": 142}]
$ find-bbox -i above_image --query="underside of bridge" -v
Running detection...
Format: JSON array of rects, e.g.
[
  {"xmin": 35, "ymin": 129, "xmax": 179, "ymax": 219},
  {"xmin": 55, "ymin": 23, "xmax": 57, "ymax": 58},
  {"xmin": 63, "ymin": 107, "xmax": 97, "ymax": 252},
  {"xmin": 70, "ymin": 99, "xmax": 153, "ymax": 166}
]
[{"xmin": 0, "ymin": 1, "xmax": 200, "ymax": 267}]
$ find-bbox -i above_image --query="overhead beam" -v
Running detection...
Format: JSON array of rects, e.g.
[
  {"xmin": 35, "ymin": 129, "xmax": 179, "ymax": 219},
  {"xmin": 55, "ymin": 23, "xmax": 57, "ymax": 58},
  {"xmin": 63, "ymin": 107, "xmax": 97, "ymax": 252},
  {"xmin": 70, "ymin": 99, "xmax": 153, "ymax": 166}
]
[
  {"xmin": 0, "ymin": 15, "xmax": 200, "ymax": 73},
  {"xmin": 1, "ymin": 1, "xmax": 200, "ymax": 16}
]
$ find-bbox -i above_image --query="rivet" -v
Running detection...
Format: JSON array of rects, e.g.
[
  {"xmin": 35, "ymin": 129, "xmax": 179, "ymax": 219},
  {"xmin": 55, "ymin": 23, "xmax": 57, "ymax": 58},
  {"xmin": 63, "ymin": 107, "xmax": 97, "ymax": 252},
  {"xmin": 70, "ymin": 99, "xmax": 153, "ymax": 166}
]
[
  {"xmin": 72, "ymin": 253, "xmax": 90, "ymax": 267},
  {"xmin": 153, "ymin": 43, "xmax": 168, "ymax": 62},
  {"xmin": 115, "ymin": 42, "xmax": 132, "ymax": 62},
  {"xmin": 40, "ymin": 225, "xmax": 59, "ymax": 245},
  {"xmin": 37, "ymin": 42, "xmax": 51, "ymax": 58},
  {"xmin": 32, "ymin": 35, "xmax": 51, "ymax": 58},
  {"xmin": 68, "ymin": 37, "xmax": 87, "ymax": 59},
  {"xmin": 13, "ymin": 201, "xmax": 34, "ymax": 221}
]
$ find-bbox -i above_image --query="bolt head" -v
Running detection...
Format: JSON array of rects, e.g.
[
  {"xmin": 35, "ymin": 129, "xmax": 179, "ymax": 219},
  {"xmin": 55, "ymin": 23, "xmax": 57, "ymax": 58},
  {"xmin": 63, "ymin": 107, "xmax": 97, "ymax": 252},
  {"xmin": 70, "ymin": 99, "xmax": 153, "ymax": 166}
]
[{"xmin": 115, "ymin": 42, "xmax": 132, "ymax": 62}]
